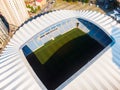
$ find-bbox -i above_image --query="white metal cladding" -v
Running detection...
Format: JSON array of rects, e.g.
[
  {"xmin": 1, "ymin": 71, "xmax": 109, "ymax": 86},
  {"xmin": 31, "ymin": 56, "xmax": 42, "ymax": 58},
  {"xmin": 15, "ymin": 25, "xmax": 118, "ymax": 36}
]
[{"xmin": 0, "ymin": 10, "xmax": 120, "ymax": 90}]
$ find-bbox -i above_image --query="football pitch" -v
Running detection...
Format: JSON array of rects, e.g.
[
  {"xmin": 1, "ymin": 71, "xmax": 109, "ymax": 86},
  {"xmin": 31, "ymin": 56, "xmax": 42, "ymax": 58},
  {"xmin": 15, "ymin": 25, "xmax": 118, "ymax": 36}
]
[
  {"xmin": 27, "ymin": 28, "xmax": 104, "ymax": 89},
  {"xmin": 34, "ymin": 28, "xmax": 86, "ymax": 64}
]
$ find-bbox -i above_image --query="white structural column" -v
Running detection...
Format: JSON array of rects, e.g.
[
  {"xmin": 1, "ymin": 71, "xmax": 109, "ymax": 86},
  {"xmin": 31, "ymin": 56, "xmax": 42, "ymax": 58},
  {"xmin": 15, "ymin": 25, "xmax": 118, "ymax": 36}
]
[{"xmin": 0, "ymin": 0, "xmax": 29, "ymax": 26}]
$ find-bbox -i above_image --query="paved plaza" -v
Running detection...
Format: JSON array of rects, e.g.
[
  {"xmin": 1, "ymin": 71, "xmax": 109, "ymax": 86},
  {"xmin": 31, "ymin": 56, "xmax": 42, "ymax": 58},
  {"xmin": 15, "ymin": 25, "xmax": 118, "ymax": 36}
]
[{"xmin": 51, "ymin": 0, "xmax": 105, "ymax": 14}]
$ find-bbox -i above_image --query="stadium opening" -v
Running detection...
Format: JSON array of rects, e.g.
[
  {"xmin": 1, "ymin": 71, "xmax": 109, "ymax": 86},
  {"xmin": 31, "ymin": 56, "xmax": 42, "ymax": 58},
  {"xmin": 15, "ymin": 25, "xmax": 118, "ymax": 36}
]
[{"xmin": 22, "ymin": 18, "xmax": 113, "ymax": 90}]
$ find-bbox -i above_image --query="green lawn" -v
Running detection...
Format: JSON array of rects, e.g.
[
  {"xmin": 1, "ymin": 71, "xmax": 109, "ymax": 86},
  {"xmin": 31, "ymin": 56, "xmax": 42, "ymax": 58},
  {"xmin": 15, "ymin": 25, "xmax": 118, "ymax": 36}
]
[{"xmin": 34, "ymin": 28, "xmax": 86, "ymax": 64}]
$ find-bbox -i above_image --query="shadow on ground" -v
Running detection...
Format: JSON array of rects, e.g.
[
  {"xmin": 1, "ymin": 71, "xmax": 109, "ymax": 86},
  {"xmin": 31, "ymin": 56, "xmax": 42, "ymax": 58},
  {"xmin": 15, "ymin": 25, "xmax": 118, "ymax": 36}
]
[{"xmin": 26, "ymin": 34, "xmax": 104, "ymax": 90}]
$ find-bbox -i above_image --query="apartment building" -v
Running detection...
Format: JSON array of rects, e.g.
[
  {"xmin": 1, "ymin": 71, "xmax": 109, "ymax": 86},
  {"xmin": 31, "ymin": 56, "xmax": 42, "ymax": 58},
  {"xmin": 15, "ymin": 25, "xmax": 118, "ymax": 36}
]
[
  {"xmin": 0, "ymin": 15, "xmax": 9, "ymax": 49},
  {"xmin": 0, "ymin": 0, "xmax": 30, "ymax": 26}
]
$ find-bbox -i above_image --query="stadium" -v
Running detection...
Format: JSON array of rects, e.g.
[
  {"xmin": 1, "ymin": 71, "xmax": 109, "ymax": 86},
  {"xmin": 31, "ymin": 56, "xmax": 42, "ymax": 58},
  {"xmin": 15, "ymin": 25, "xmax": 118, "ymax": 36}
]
[{"xmin": 0, "ymin": 10, "xmax": 120, "ymax": 90}]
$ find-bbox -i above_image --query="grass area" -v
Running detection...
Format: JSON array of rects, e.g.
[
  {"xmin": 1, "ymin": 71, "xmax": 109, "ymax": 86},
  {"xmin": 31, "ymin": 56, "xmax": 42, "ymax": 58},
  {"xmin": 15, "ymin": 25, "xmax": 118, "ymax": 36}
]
[{"xmin": 34, "ymin": 28, "xmax": 86, "ymax": 64}]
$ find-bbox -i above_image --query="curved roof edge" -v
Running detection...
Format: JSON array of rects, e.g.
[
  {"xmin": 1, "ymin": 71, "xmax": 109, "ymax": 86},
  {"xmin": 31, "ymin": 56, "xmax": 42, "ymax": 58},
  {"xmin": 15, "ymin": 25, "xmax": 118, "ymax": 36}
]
[{"xmin": 1, "ymin": 10, "xmax": 120, "ymax": 90}]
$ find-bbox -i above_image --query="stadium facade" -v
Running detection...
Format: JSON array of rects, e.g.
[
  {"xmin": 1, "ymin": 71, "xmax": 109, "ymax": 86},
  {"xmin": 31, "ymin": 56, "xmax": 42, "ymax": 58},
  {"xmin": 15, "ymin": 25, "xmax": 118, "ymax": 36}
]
[{"xmin": 0, "ymin": 10, "xmax": 120, "ymax": 90}]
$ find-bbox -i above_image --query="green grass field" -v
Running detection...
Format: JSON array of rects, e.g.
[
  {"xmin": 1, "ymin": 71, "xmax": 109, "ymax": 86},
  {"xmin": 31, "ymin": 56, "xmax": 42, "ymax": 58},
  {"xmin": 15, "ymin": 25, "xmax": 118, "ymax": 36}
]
[{"xmin": 34, "ymin": 28, "xmax": 86, "ymax": 64}]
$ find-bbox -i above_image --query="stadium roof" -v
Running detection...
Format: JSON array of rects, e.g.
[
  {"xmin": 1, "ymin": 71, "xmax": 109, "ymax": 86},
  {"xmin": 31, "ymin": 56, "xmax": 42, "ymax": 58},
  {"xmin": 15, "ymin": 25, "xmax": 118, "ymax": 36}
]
[{"xmin": 0, "ymin": 10, "xmax": 120, "ymax": 90}]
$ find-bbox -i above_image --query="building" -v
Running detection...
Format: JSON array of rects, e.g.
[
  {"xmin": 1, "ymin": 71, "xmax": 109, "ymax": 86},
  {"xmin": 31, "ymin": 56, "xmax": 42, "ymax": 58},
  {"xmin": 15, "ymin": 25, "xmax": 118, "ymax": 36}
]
[
  {"xmin": 36, "ymin": 0, "xmax": 47, "ymax": 9},
  {"xmin": 25, "ymin": 0, "xmax": 47, "ymax": 16},
  {"xmin": 0, "ymin": 10, "xmax": 120, "ymax": 90},
  {"xmin": 0, "ymin": 15, "xmax": 9, "ymax": 50},
  {"xmin": 0, "ymin": 0, "xmax": 30, "ymax": 26}
]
